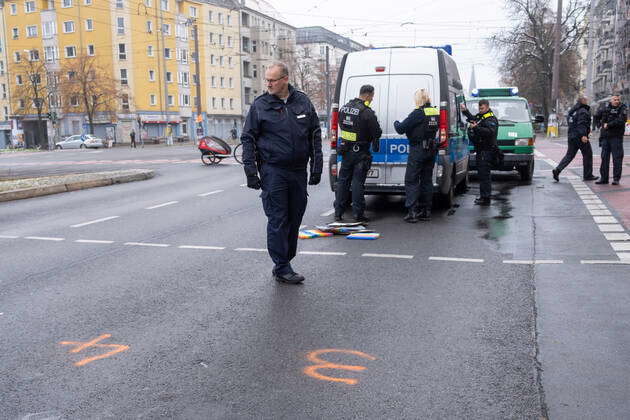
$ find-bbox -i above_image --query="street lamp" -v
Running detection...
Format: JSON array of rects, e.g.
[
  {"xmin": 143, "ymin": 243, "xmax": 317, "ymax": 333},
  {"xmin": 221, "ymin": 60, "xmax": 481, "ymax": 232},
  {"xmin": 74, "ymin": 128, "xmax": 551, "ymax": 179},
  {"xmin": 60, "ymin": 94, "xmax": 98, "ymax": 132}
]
[{"xmin": 401, "ymin": 22, "xmax": 417, "ymax": 47}]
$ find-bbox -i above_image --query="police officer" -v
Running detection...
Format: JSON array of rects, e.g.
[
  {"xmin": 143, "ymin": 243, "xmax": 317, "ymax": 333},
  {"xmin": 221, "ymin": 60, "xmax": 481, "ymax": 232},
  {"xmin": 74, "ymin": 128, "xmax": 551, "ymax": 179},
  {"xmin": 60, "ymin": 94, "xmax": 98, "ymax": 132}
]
[
  {"xmin": 394, "ymin": 89, "xmax": 439, "ymax": 222},
  {"xmin": 596, "ymin": 95, "xmax": 627, "ymax": 185},
  {"xmin": 460, "ymin": 99, "xmax": 499, "ymax": 206},
  {"xmin": 333, "ymin": 85, "xmax": 382, "ymax": 223},
  {"xmin": 552, "ymin": 96, "xmax": 598, "ymax": 182},
  {"xmin": 241, "ymin": 62, "xmax": 323, "ymax": 285}
]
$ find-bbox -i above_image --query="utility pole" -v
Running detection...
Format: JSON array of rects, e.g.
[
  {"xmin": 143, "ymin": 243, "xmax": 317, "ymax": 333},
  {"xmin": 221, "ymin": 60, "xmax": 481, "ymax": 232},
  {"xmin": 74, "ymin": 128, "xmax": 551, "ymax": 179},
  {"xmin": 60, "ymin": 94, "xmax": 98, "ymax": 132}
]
[
  {"xmin": 551, "ymin": 0, "xmax": 563, "ymax": 112},
  {"xmin": 325, "ymin": 46, "xmax": 330, "ymax": 130},
  {"xmin": 159, "ymin": 3, "xmax": 169, "ymax": 138},
  {"xmin": 193, "ymin": 22, "xmax": 203, "ymax": 139},
  {"xmin": 585, "ymin": 0, "xmax": 597, "ymax": 100}
]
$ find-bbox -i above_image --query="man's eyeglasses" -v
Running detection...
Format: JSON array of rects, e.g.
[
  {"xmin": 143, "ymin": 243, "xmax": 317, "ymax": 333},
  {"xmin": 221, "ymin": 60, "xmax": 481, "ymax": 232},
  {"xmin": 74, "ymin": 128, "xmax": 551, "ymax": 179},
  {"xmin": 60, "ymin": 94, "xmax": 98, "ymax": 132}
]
[{"xmin": 265, "ymin": 75, "xmax": 287, "ymax": 84}]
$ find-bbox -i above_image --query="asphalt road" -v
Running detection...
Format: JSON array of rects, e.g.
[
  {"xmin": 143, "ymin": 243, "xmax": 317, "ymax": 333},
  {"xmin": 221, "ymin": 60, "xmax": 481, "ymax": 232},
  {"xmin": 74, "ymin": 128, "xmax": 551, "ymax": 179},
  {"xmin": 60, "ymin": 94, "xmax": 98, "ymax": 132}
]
[{"xmin": 1, "ymin": 143, "xmax": 629, "ymax": 419}]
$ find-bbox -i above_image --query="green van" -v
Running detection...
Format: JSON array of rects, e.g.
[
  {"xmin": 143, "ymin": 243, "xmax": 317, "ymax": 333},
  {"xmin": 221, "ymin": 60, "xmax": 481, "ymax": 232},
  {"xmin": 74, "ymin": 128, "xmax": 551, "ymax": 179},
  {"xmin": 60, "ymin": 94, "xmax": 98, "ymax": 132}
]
[{"xmin": 464, "ymin": 87, "xmax": 544, "ymax": 181}]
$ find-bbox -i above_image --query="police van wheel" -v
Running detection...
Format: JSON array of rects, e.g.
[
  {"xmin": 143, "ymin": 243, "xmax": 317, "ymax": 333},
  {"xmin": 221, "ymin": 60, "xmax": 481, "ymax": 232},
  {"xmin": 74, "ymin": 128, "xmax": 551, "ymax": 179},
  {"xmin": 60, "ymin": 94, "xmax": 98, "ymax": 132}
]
[{"xmin": 519, "ymin": 161, "xmax": 534, "ymax": 182}]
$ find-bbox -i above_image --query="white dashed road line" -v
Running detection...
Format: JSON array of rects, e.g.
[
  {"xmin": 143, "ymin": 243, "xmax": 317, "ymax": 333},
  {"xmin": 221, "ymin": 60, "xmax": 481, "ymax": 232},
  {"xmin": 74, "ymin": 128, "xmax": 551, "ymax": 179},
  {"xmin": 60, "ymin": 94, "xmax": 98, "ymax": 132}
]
[
  {"xmin": 0, "ymin": 235, "xmax": 19, "ymax": 239},
  {"xmin": 235, "ymin": 247, "xmax": 267, "ymax": 252},
  {"xmin": 503, "ymin": 259, "xmax": 564, "ymax": 265},
  {"xmin": 197, "ymin": 190, "xmax": 224, "ymax": 197},
  {"xmin": 362, "ymin": 253, "xmax": 414, "ymax": 259},
  {"xmin": 429, "ymin": 256, "xmax": 484, "ymax": 263},
  {"xmin": 604, "ymin": 233, "xmax": 630, "ymax": 241},
  {"xmin": 145, "ymin": 201, "xmax": 179, "ymax": 210},
  {"xmin": 581, "ymin": 260, "xmax": 630, "ymax": 265},
  {"xmin": 320, "ymin": 208, "xmax": 335, "ymax": 217},
  {"xmin": 611, "ymin": 243, "xmax": 630, "ymax": 251},
  {"xmin": 25, "ymin": 236, "xmax": 65, "ymax": 241},
  {"xmin": 593, "ymin": 216, "xmax": 618, "ymax": 224},
  {"xmin": 75, "ymin": 239, "xmax": 115, "ymax": 244},
  {"xmin": 178, "ymin": 245, "xmax": 226, "ymax": 250},
  {"xmin": 71, "ymin": 216, "xmax": 120, "ymax": 228},
  {"xmin": 300, "ymin": 251, "xmax": 347, "ymax": 256},
  {"xmin": 124, "ymin": 242, "xmax": 170, "ymax": 247},
  {"xmin": 598, "ymin": 224, "xmax": 625, "ymax": 232}
]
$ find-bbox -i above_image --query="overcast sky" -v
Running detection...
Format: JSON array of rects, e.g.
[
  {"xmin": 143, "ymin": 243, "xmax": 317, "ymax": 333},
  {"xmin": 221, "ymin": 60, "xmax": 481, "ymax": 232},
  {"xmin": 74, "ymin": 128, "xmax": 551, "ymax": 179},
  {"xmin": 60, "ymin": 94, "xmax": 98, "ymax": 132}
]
[{"xmin": 263, "ymin": 0, "xmax": 515, "ymax": 90}]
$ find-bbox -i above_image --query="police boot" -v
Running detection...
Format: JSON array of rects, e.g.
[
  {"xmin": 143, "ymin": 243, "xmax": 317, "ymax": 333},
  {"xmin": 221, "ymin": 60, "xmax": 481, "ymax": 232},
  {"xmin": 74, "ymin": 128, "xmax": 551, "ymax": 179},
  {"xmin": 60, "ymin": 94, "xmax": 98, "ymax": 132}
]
[
  {"xmin": 418, "ymin": 209, "xmax": 431, "ymax": 221},
  {"xmin": 474, "ymin": 197, "xmax": 491, "ymax": 206},
  {"xmin": 274, "ymin": 272, "xmax": 305, "ymax": 285},
  {"xmin": 404, "ymin": 211, "xmax": 419, "ymax": 223}
]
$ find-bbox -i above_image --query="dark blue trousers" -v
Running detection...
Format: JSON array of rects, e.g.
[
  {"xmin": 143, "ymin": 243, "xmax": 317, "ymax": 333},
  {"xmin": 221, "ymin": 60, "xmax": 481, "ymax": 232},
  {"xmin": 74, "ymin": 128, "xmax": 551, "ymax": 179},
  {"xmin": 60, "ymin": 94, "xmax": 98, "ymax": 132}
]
[
  {"xmin": 334, "ymin": 150, "xmax": 370, "ymax": 218},
  {"xmin": 556, "ymin": 136, "xmax": 594, "ymax": 179},
  {"xmin": 477, "ymin": 150, "xmax": 493, "ymax": 199},
  {"xmin": 404, "ymin": 144, "xmax": 435, "ymax": 212},
  {"xmin": 600, "ymin": 136, "xmax": 624, "ymax": 182},
  {"xmin": 260, "ymin": 164, "xmax": 308, "ymax": 276}
]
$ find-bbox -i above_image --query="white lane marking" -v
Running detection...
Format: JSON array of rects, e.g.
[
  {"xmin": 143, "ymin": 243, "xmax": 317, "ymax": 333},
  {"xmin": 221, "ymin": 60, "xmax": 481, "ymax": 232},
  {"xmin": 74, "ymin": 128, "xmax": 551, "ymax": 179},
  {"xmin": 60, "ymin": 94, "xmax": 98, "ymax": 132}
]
[
  {"xmin": 235, "ymin": 247, "xmax": 267, "ymax": 252},
  {"xmin": 617, "ymin": 253, "xmax": 630, "ymax": 260},
  {"xmin": 586, "ymin": 204, "xmax": 608, "ymax": 210},
  {"xmin": 363, "ymin": 253, "xmax": 414, "ymax": 259},
  {"xmin": 582, "ymin": 199, "xmax": 603, "ymax": 204},
  {"xmin": 299, "ymin": 251, "xmax": 347, "ymax": 256},
  {"xmin": 178, "ymin": 245, "xmax": 225, "ymax": 250},
  {"xmin": 534, "ymin": 150, "xmax": 546, "ymax": 157},
  {"xmin": 197, "ymin": 190, "xmax": 224, "ymax": 197},
  {"xmin": 145, "ymin": 201, "xmax": 178, "ymax": 210},
  {"xmin": 593, "ymin": 216, "xmax": 618, "ymax": 224},
  {"xmin": 299, "ymin": 224, "xmax": 307, "ymax": 229},
  {"xmin": 604, "ymin": 233, "xmax": 630, "ymax": 241},
  {"xmin": 75, "ymin": 239, "xmax": 115, "ymax": 244},
  {"xmin": 0, "ymin": 235, "xmax": 19, "ymax": 239},
  {"xmin": 429, "ymin": 256, "xmax": 483, "ymax": 263},
  {"xmin": 240, "ymin": 183, "xmax": 247, "ymax": 187},
  {"xmin": 320, "ymin": 208, "xmax": 335, "ymax": 217},
  {"xmin": 70, "ymin": 216, "xmax": 120, "ymax": 228},
  {"xmin": 579, "ymin": 195, "xmax": 598, "ymax": 200},
  {"xmin": 589, "ymin": 209, "xmax": 612, "ymax": 216},
  {"xmin": 598, "ymin": 224, "xmax": 625, "ymax": 232},
  {"xmin": 581, "ymin": 260, "xmax": 630, "ymax": 265},
  {"xmin": 124, "ymin": 242, "xmax": 170, "ymax": 247},
  {"xmin": 543, "ymin": 158, "xmax": 557, "ymax": 167},
  {"xmin": 503, "ymin": 259, "xmax": 564, "ymax": 264},
  {"xmin": 611, "ymin": 242, "xmax": 630, "ymax": 251},
  {"xmin": 25, "ymin": 236, "xmax": 64, "ymax": 241}
]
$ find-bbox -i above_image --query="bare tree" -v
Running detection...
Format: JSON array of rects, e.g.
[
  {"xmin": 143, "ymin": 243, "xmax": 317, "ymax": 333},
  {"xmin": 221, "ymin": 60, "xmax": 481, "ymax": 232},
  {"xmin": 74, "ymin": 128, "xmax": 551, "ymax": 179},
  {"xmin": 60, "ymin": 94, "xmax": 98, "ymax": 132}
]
[
  {"xmin": 58, "ymin": 54, "xmax": 122, "ymax": 134},
  {"xmin": 11, "ymin": 49, "xmax": 50, "ymax": 148},
  {"xmin": 490, "ymin": 0, "xmax": 588, "ymax": 118}
]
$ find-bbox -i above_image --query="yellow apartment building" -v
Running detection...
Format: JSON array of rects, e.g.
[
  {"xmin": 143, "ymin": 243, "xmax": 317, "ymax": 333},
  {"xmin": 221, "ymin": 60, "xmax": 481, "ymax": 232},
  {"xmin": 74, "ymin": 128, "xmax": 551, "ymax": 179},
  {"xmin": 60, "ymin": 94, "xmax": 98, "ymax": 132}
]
[{"xmin": 0, "ymin": 8, "xmax": 13, "ymax": 147}]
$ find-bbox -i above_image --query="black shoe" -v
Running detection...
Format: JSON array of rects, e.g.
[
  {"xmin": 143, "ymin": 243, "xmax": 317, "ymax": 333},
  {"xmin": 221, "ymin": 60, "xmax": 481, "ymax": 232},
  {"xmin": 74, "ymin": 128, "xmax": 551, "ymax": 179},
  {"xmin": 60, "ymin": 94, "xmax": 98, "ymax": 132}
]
[
  {"xmin": 403, "ymin": 212, "xmax": 419, "ymax": 223},
  {"xmin": 354, "ymin": 215, "xmax": 370, "ymax": 223},
  {"xmin": 612, "ymin": 180, "xmax": 620, "ymax": 185},
  {"xmin": 274, "ymin": 272, "xmax": 305, "ymax": 285},
  {"xmin": 334, "ymin": 214, "xmax": 343, "ymax": 222},
  {"xmin": 595, "ymin": 180, "xmax": 608, "ymax": 185},
  {"xmin": 418, "ymin": 209, "xmax": 431, "ymax": 221},
  {"xmin": 552, "ymin": 169, "xmax": 559, "ymax": 182},
  {"xmin": 474, "ymin": 197, "xmax": 491, "ymax": 206},
  {"xmin": 584, "ymin": 175, "xmax": 599, "ymax": 181}
]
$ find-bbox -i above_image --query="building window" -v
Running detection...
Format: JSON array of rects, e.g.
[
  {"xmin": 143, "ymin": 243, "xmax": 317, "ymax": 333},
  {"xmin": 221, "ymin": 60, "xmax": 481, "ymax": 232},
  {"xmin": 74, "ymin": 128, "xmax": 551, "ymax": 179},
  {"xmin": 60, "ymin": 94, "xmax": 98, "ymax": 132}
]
[
  {"xmin": 181, "ymin": 94, "xmax": 190, "ymax": 106},
  {"xmin": 150, "ymin": 94, "xmax": 156, "ymax": 105},
  {"xmin": 14, "ymin": 52, "xmax": 21, "ymax": 62},
  {"xmin": 221, "ymin": 98, "xmax": 225, "ymax": 109},
  {"xmin": 145, "ymin": 0, "xmax": 152, "ymax": 6},
  {"xmin": 166, "ymin": 71, "xmax": 172, "ymax": 82},
  {"xmin": 27, "ymin": 25, "xmax": 38, "ymax": 38},
  {"xmin": 67, "ymin": 71, "xmax": 75, "ymax": 80},
  {"xmin": 160, "ymin": 0, "xmax": 168, "ymax": 11},
  {"xmin": 219, "ymin": 56, "xmax": 224, "ymax": 66},
  {"xmin": 244, "ymin": 87, "xmax": 251, "ymax": 104},
  {"xmin": 25, "ymin": 1, "xmax": 36, "ymax": 12},
  {"xmin": 29, "ymin": 50, "xmax": 39, "ymax": 61},
  {"xmin": 12, "ymin": 28, "xmax": 18, "ymax": 39},
  {"xmin": 122, "ymin": 94, "xmax": 129, "ymax": 110},
  {"xmin": 9, "ymin": 4, "xmax": 17, "ymax": 15},
  {"xmin": 242, "ymin": 37, "xmax": 250, "ymax": 53},
  {"xmin": 189, "ymin": 6, "xmax": 197, "ymax": 17},
  {"xmin": 47, "ymin": 0, "xmax": 54, "ymax": 8},
  {"xmin": 87, "ymin": 44, "xmax": 95, "ymax": 56},
  {"xmin": 147, "ymin": 45, "xmax": 154, "ymax": 56},
  {"xmin": 116, "ymin": 0, "xmax": 124, "ymax": 8},
  {"xmin": 167, "ymin": 95, "xmax": 174, "ymax": 106},
  {"xmin": 209, "ymin": 33, "xmax": 214, "ymax": 44},
  {"xmin": 241, "ymin": 12, "xmax": 249, "ymax": 27},
  {"xmin": 227, "ymin": 15, "xmax": 232, "ymax": 26},
  {"xmin": 230, "ymin": 98, "xmax": 234, "ymax": 109},
  {"xmin": 120, "ymin": 69, "xmax": 128, "ymax": 85},
  {"xmin": 208, "ymin": 11, "xmax": 213, "ymax": 22},
  {"xmin": 118, "ymin": 44, "xmax": 126, "ymax": 60},
  {"xmin": 18, "ymin": 99, "xmax": 25, "ymax": 109},
  {"xmin": 228, "ymin": 57, "xmax": 233, "ymax": 67},
  {"xmin": 43, "ymin": 21, "xmax": 57, "ymax": 38},
  {"xmin": 218, "ymin": 13, "xmax": 223, "ymax": 24},
  {"xmin": 164, "ymin": 48, "xmax": 171, "ymax": 59},
  {"xmin": 117, "ymin": 17, "xmax": 125, "ymax": 35},
  {"xmin": 84, "ymin": 0, "xmax": 92, "ymax": 5},
  {"xmin": 70, "ymin": 96, "xmax": 79, "ymax": 106},
  {"xmin": 220, "ymin": 77, "xmax": 224, "ymax": 88},
  {"xmin": 85, "ymin": 19, "xmax": 93, "ymax": 31},
  {"xmin": 253, "ymin": 64, "xmax": 257, "ymax": 78},
  {"xmin": 182, "ymin": 122, "xmax": 188, "ymax": 135},
  {"xmin": 243, "ymin": 61, "xmax": 250, "ymax": 78},
  {"xmin": 149, "ymin": 69, "xmax": 155, "ymax": 81},
  {"xmin": 62, "ymin": 0, "xmax": 72, "ymax": 7},
  {"xmin": 219, "ymin": 34, "xmax": 223, "ymax": 46},
  {"xmin": 63, "ymin": 21, "xmax": 75, "ymax": 33},
  {"xmin": 146, "ymin": 21, "xmax": 153, "ymax": 33},
  {"xmin": 16, "ymin": 75, "xmax": 23, "ymax": 85},
  {"xmin": 65, "ymin": 46, "xmax": 76, "ymax": 57},
  {"xmin": 211, "ymin": 76, "xmax": 216, "ymax": 87},
  {"xmin": 210, "ymin": 54, "xmax": 215, "ymax": 65},
  {"xmin": 252, "ymin": 40, "xmax": 257, "ymax": 53},
  {"xmin": 193, "ymin": 74, "xmax": 198, "ymax": 85},
  {"xmin": 181, "ymin": 49, "xmax": 188, "ymax": 63},
  {"xmin": 229, "ymin": 77, "xmax": 233, "ymax": 88},
  {"xmin": 162, "ymin": 23, "xmax": 171, "ymax": 36},
  {"xmin": 44, "ymin": 46, "xmax": 58, "ymax": 61},
  {"xmin": 227, "ymin": 36, "xmax": 232, "ymax": 48},
  {"xmin": 212, "ymin": 97, "xmax": 216, "ymax": 108}
]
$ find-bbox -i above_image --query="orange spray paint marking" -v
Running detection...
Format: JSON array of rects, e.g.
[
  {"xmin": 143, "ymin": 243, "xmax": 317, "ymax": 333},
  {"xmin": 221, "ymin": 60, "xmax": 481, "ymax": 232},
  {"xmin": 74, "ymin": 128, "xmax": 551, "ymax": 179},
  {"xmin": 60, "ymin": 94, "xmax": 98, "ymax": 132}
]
[
  {"xmin": 59, "ymin": 334, "xmax": 129, "ymax": 367},
  {"xmin": 303, "ymin": 349, "xmax": 376, "ymax": 385}
]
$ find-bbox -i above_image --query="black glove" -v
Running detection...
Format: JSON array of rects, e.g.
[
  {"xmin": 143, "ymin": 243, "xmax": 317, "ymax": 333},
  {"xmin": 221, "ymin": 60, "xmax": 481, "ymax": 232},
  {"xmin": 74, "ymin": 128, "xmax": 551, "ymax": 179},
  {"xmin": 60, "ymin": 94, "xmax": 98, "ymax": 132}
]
[
  {"xmin": 246, "ymin": 175, "xmax": 261, "ymax": 190},
  {"xmin": 308, "ymin": 172, "xmax": 321, "ymax": 185}
]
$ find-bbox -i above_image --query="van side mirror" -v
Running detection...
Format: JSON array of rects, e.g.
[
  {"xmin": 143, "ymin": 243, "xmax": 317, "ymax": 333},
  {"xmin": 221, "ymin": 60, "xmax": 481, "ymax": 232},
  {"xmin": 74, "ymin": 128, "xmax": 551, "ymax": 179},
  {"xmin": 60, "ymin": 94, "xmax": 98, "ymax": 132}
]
[{"xmin": 534, "ymin": 115, "xmax": 545, "ymax": 123}]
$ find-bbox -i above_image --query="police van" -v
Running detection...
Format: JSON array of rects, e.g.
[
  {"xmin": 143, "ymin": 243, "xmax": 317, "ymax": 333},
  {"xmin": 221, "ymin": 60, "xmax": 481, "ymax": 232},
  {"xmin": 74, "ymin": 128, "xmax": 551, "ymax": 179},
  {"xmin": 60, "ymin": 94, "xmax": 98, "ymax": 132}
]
[{"xmin": 328, "ymin": 47, "xmax": 470, "ymax": 207}]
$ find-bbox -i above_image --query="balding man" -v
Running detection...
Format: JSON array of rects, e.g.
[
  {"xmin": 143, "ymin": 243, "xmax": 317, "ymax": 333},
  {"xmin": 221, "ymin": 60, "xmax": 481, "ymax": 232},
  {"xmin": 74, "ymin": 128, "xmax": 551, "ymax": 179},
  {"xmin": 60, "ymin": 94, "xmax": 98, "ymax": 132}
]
[
  {"xmin": 552, "ymin": 96, "xmax": 598, "ymax": 182},
  {"xmin": 241, "ymin": 62, "xmax": 323, "ymax": 285}
]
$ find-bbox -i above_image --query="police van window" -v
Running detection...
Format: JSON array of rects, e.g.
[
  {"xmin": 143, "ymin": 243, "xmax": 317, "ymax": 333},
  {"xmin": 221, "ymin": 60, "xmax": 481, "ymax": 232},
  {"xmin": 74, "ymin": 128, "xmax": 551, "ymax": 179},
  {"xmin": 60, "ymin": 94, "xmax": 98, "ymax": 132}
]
[
  {"xmin": 448, "ymin": 92, "xmax": 457, "ymax": 131},
  {"xmin": 464, "ymin": 99, "xmax": 530, "ymax": 123}
]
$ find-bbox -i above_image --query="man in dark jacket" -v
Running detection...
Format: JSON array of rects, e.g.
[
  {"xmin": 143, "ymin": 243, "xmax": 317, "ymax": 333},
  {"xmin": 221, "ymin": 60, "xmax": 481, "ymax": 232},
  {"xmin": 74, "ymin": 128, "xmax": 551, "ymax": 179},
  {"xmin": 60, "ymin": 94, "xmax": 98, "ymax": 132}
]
[
  {"xmin": 552, "ymin": 96, "xmax": 598, "ymax": 182},
  {"xmin": 461, "ymin": 99, "xmax": 499, "ymax": 206},
  {"xmin": 596, "ymin": 95, "xmax": 627, "ymax": 185},
  {"xmin": 334, "ymin": 85, "xmax": 382, "ymax": 223},
  {"xmin": 241, "ymin": 62, "xmax": 323, "ymax": 285}
]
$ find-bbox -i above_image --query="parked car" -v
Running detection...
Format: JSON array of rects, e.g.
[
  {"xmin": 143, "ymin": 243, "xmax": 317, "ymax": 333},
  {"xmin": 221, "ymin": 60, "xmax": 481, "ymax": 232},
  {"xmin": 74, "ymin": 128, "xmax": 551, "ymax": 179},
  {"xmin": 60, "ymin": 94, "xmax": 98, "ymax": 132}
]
[
  {"xmin": 55, "ymin": 134, "xmax": 104, "ymax": 149},
  {"xmin": 83, "ymin": 135, "xmax": 105, "ymax": 148}
]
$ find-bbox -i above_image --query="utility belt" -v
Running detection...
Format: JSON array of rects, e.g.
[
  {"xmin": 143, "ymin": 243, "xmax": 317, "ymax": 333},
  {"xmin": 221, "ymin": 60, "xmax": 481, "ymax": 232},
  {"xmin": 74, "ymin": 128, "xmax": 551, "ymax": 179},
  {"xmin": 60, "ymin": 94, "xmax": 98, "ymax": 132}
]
[
  {"xmin": 409, "ymin": 138, "xmax": 436, "ymax": 151},
  {"xmin": 339, "ymin": 140, "xmax": 371, "ymax": 154}
]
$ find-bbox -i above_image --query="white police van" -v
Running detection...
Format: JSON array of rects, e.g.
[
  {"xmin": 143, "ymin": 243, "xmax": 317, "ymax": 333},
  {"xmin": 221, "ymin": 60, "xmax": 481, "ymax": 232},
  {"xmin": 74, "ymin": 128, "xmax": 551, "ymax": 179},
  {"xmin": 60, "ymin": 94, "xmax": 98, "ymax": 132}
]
[{"xmin": 329, "ymin": 46, "xmax": 470, "ymax": 206}]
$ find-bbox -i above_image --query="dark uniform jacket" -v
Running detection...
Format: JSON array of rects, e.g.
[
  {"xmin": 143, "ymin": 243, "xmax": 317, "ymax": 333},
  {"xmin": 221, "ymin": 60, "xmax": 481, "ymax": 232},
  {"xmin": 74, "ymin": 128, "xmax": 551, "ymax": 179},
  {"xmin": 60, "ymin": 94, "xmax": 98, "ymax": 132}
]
[
  {"xmin": 462, "ymin": 108, "xmax": 499, "ymax": 152},
  {"xmin": 338, "ymin": 98, "xmax": 382, "ymax": 151},
  {"xmin": 567, "ymin": 102, "xmax": 591, "ymax": 139},
  {"xmin": 394, "ymin": 104, "xmax": 439, "ymax": 146},
  {"xmin": 241, "ymin": 85, "xmax": 323, "ymax": 177},
  {"xmin": 598, "ymin": 103, "xmax": 628, "ymax": 138}
]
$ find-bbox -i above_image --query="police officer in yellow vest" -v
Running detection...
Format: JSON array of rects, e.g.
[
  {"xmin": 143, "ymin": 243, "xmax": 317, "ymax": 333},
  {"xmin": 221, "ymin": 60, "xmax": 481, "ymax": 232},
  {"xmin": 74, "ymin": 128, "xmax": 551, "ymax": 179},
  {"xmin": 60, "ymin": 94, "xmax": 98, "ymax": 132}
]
[
  {"xmin": 334, "ymin": 85, "xmax": 382, "ymax": 223},
  {"xmin": 394, "ymin": 89, "xmax": 440, "ymax": 222}
]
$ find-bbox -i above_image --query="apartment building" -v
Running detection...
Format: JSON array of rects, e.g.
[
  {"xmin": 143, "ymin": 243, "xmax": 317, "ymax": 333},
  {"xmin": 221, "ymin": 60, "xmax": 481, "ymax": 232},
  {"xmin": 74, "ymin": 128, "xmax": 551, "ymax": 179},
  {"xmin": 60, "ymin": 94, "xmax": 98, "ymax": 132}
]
[{"xmin": 0, "ymin": 9, "xmax": 12, "ymax": 147}]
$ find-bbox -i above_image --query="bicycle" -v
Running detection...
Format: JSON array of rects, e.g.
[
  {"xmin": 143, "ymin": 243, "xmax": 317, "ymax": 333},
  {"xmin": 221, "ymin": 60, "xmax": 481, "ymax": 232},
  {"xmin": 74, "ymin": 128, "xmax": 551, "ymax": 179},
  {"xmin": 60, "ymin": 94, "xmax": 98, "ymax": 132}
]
[{"xmin": 232, "ymin": 142, "xmax": 243, "ymax": 164}]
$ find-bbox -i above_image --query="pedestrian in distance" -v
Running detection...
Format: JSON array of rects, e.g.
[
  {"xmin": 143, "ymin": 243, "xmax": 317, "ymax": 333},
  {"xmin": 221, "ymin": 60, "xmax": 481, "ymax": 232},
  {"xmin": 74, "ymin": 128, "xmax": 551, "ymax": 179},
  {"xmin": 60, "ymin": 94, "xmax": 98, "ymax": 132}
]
[
  {"xmin": 596, "ymin": 94, "xmax": 627, "ymax": 185},
  {"xmin": 552, "ymin": 96, "xmax": 599, "ymax": 182},
  {"xmin": 394, "ymin": 89, "xmax": 439, "ymax": 222},
  {"xmin": 460, "ymin": 99, "xmax": 500, "ymax": 206},
  {"xmin": 130, "ymin": 129, "xmax": 136, "ymax": 148},
  {"xmin": 333, "ymin": 84, "xmax": 382, "ymax": 223},
  {"xmin": 241, "ymin": 62, "xmax": 323, "ymax": 285}
]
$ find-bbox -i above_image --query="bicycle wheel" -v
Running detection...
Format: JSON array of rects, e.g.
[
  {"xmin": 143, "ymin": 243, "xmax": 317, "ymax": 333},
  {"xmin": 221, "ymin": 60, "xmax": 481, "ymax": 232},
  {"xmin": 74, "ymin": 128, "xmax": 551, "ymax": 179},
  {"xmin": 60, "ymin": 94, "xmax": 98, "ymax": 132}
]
[
  {"xmin": 201, "ymin": 152, "xmax": 219, "ymax": 165},
  {"xmin": 233, "ymin": 143, "xmax": 243, "ymax": 164}
]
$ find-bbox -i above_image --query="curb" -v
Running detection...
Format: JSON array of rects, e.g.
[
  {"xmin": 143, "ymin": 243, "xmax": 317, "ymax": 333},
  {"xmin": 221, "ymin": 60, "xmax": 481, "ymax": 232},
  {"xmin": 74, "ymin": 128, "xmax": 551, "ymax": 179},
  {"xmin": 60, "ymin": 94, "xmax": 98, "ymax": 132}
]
[{"xmin": 0, "ymin": 170, "xmax": 154, "ymax": 202}]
